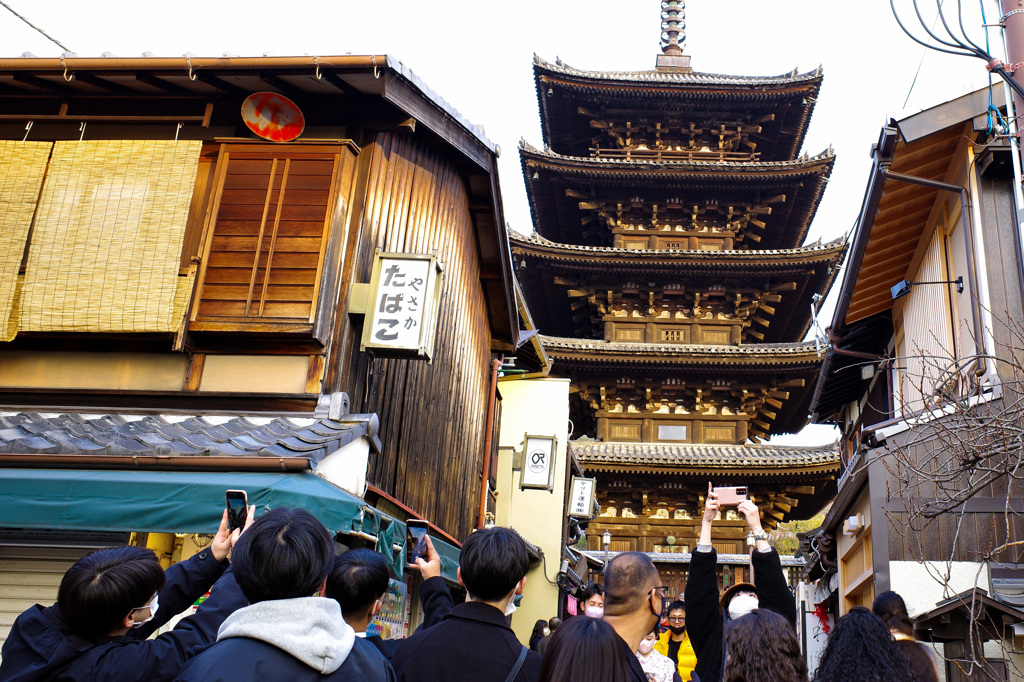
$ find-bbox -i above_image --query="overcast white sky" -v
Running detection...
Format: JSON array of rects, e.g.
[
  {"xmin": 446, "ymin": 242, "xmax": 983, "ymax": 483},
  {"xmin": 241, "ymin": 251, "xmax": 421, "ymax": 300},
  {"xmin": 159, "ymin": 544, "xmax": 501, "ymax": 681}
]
[{"xmin": 2, "ymin": 1, "xmax": 1009, "ymax": 444}]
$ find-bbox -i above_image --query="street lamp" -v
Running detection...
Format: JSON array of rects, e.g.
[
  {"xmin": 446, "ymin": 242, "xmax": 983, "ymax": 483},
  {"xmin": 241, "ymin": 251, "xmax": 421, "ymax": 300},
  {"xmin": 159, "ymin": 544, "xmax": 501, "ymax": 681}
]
[{"xmin": 602, "ymin": 530, "xmax": 611, "ymax": 573}]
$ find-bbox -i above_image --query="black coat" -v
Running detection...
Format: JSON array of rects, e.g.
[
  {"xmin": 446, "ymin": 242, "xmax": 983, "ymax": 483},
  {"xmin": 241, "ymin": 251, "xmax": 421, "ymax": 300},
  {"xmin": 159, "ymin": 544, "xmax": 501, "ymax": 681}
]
[
  {"xmin": 392, "ymin": 601, "xmax": 541, "ymax": 682},
  {"xmin": 174, "ymin": 633, "xmax": 394, "ymax": 681},
  {"xmin": 685, "ymin": 546, "xmax": 795, "ymax": 682},
  {"xmin": 0, "ymin": 548, "xmax": 244, "ymax": 682}
]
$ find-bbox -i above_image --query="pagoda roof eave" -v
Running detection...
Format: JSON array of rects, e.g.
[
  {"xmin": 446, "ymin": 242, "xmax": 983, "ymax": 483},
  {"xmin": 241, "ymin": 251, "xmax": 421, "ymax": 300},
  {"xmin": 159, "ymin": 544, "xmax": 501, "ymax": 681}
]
[
  {"xmin": 540, "ymin": 336, "xmax": 823, "ymax": 366},
  {"xmin": 509, "ymin": 230, "xmax": 847, "ymax": 268},
  {"xmin": 571, "ymin": 437, "xmax": 839, "ymax": 469},
  {"xmin": 533, "ymin": 54, "xmax": 824, "ymax": 89}
]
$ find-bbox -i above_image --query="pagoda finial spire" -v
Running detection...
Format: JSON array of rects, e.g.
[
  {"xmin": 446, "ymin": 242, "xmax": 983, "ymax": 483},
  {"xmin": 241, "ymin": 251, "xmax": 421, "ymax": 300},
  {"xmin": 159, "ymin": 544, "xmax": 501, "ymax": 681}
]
[
  {"xmin": 660, "ymin": 1, "xmax": 685, "ymax": 55},
  {"xmin": 656, "ymin": 0, "xmax": 690, "ymax": 69}
]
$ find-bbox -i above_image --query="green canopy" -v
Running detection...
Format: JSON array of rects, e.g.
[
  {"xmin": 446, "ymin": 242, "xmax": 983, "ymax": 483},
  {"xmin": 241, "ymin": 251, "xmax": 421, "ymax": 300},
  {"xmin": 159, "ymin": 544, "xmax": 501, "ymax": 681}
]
[{"xmin": 0, "ymin": 468, "xmax": 459, "ymax": 582}]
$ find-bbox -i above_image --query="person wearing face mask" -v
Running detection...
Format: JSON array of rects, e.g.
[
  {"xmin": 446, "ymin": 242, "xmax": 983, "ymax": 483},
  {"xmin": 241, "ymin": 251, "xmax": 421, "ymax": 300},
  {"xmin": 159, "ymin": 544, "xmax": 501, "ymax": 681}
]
[
  {"xmin": 580, "ymin": 582, "xmax": 605, "ymax": 618},
  {"xmin": 684, "ymin": 484, "xmax": 795, "ymax": 682},
  {"xmin": 536, "ymin": 617, "xmax": 560, "ymax": 656},
  {"xmin": 529, "ymin": 620, "xmax": 549, "ymax": 652},
  {"xmin": 0, "ymin": 507, "xmax": 251, "ymax": 682},
  {"xmin": 654, "ymin": 601, "xmax": 696, "ymax": 681},
  {"xmin": 603, "ymin": 552, "xmax": 675, "ymax": 682},
  {"xmin": 637, "ymin": 629, "xmax": 680, "ymax": 682}
]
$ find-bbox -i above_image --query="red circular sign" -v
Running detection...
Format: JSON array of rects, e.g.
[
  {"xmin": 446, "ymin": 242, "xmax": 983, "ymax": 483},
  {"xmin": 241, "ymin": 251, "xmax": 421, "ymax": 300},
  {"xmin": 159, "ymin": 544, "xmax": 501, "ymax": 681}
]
[{"xmin": 240, "ymin": 92, "xmax": 305, "ymax": 142}]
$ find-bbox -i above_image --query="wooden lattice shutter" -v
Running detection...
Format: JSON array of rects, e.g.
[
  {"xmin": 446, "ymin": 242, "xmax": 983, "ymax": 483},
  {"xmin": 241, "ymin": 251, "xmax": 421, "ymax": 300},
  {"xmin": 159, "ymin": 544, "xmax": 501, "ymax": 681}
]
[{"xmin": 190, "ymin": 143, "xmax": 356, "ymax": 336}]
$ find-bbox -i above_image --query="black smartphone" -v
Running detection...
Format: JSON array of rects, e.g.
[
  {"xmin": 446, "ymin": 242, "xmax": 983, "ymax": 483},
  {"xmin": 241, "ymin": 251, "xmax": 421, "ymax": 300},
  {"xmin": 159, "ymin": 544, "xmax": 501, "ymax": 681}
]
[
  {"xmin": 406, "ymin": 519, "xmax": 429, "ymax": 564},
  {"xmin": 225, "ymin": 490, "xmax": 248, "ymax": 532}
]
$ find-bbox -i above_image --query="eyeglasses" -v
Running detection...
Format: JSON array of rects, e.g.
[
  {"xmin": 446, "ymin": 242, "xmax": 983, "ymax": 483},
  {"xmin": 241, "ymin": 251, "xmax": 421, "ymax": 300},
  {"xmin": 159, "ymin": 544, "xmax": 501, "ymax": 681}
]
[
  {"xmin": 667, "ymin": 616, "xmax": 685, "ymax": 623},
  {"xmin": 649, "ymin": 585, "xmax": 670, "ymax": 617}
]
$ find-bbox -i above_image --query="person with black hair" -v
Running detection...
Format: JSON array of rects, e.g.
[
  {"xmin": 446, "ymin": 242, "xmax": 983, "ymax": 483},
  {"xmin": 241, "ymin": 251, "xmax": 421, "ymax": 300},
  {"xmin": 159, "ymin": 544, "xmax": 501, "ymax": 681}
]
[
  {"xmin": 655, "ymin": 601, "xmax": 696, "ymax": 681},
  {"xmin": 603, "ymin": 551, "xmax": 672, "ymax": 682},
  {"xmin": 723, "ymin": 609, "xmax": 807, "ymax": 682},
  {"xmin": 325, "ymin": 534, "xmax": 454, "ymax": 660},
  {"xmin": 392, "ymin": 526, "xmax": 542, "ymax": 682},
  {"xmin": 536, "ymin": 616, "xmax": 560, "ymax": 656},
  {"xmin": 685, "ymin": 485, "xmax": 794, "ymax": 682},
  {"xmin": 529, "ymin": 619, "xmax": 549, "ymax": 652},
  {"xmin": 580, "ymin": 582, "xmax": 605, "ymax": 617},
  {"xmin": 812, "ymin": 606, "xmax": 911, "ymax": 682},
  {"xmin": 539, "ymin": 615, "xmax": 635, "ymax": 682},
  {"xmin": 872, "ymin": 591, "xmax": 940, "ymax": 682},
  {"xmin": 0, "ymin": 508, "xmax": 250, "ymax": 682},
  {"xmin": 175, "ymin": 507, "xmax": 394, "ymax": 682}
]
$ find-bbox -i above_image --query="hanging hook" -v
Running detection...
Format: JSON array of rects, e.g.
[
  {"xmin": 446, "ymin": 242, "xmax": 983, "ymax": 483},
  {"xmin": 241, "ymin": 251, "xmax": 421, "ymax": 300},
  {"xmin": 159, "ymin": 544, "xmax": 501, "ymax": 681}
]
[
  {"xmin": 78, "ymin": 121, "xmax": 86, "ymax": 141},
  {"xmin": 185, "ymin": 55, "xmax": 196, "ymax": 81},
  {"xmin": 22, "ymin": 121, "xmax": 34, "ymax": 142},
  {"xmin": 175, "ymin": 122, "xmax": 184, "ymax": 142},
  {"xmin": 60, "ymin": 55, "xmax": 73, "ymax": 81},
  {"xmin": 314, "ymin": 56, "xmax": 322, "ymax": 80},
  {"xmin": 371, "ymin": 55, "xmax": 380, "ymax": 79}
]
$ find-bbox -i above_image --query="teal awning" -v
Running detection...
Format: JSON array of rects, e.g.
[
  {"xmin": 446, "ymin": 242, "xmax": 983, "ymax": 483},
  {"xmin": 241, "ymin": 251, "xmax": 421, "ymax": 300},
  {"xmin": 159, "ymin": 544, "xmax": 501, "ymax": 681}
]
[{"xmin": 0, "ymin": 468, "xmax": 458, "ymax": 582}]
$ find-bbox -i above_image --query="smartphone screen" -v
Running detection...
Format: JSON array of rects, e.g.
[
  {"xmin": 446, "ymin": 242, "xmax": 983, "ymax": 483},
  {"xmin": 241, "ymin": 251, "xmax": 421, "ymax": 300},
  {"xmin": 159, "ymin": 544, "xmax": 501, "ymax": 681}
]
[
  {"xmin": 225, "ymin": 490, "xmax": 248, "ymax": 532},
  {"xmin": 406, "ymin": 520, "xmax": 429, "ymax": 563}
]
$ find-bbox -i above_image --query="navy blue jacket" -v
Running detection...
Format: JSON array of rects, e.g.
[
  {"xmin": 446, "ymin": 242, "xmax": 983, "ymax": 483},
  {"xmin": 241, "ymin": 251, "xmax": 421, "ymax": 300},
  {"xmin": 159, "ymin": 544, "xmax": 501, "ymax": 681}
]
[
  {"xmin": 393, "ymin": 601, "xmax": 540, "ymax": 682},
  {"xmin": 685, "ymin": 546, "xmax": 795, "ymax": 682},
  {"xmin": 174, "ymin": 634, "xmax": 395, "ymax": 681},
  {"xmin": 0, "ymin": 548, "xmax": 245, "ymax": 682}
]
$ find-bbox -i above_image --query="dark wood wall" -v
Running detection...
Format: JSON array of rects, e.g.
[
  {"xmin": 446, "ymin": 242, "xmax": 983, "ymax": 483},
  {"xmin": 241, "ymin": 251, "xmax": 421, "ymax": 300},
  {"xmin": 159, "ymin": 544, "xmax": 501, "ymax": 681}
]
[{"xmin": 328, "ymin": 132, "xmax": 492, "ymax": 541}]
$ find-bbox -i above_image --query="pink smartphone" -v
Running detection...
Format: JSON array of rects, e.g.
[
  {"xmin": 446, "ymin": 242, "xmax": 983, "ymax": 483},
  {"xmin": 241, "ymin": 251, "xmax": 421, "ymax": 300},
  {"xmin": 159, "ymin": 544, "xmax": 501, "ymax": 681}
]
[{"xmin": 713, "ymin": 486, "xmax": 748, "ymax": 507}]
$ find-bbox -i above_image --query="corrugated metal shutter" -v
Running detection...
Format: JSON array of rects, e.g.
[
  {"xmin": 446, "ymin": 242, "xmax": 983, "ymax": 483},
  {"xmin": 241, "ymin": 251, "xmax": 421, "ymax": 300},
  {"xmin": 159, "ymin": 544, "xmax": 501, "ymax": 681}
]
[{"xmin": 0, "ymin": 546, "xmax": 91, "ymax": 650}]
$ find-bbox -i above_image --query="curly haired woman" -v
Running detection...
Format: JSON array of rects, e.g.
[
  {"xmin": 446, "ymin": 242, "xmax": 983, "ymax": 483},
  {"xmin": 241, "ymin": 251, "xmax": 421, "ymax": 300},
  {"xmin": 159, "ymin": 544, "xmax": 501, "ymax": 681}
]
[
  {"xmin": 724, "ymin": 608, "xmax": 807, "ymax": 682},
  {"xmin": 812, "ymin": 606, "xmax": 911, "ymax": 682}
]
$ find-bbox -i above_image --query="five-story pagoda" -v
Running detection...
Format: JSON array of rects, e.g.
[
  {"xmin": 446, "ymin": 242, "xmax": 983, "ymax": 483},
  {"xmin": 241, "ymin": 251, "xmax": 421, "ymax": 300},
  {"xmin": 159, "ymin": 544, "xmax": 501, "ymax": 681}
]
[{"xmin": 514, "ymin": 1, "xmax": 845, "ymax": 584}]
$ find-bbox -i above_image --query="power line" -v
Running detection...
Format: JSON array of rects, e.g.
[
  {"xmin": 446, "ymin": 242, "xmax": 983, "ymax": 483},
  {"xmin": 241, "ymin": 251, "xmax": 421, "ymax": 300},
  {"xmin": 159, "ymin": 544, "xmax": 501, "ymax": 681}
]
[{"xmin": 0, "ymin": 0, "xmax": 72, "ymax": 53}]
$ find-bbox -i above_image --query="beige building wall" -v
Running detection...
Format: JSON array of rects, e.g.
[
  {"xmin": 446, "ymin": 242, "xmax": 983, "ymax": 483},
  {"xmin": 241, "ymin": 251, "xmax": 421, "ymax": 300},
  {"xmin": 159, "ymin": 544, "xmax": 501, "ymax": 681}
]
[{"xmin": 495, "ymin": 377, "xmax": 571, "ymax": 646}]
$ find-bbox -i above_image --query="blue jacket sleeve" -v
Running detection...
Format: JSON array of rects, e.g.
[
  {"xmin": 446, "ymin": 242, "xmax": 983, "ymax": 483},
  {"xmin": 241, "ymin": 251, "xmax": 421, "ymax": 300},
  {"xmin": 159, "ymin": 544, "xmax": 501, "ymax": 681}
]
[
  {"xmin": 80, "ymin": 558, "xmax": 247, "ymax": 682},
  {"xmin": 417, "ymin": 576, "xmax": 454, "ymax": 630},
  {"xmin": 130, "ymin": 548, "xmax": 227, "ymax": 640}
]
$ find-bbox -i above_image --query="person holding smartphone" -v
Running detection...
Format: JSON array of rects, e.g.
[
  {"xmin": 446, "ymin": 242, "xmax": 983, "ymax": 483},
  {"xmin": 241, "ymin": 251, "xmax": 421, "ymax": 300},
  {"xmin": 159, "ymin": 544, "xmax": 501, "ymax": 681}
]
[
  {"xmin": 1, "ymin": 503, "xmax": 254, "ymax": 682},
  {"xmin": 684, "ymin": 484, "xmax": 795, "ymax": 682}
]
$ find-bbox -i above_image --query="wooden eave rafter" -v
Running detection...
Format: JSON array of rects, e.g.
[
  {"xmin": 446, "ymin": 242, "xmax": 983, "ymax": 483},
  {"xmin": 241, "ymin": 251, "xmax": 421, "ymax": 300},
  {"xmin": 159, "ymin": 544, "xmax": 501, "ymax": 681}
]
[{"xmin": 845, "ymin": 124, "xmax": 966, "ymax": 324}]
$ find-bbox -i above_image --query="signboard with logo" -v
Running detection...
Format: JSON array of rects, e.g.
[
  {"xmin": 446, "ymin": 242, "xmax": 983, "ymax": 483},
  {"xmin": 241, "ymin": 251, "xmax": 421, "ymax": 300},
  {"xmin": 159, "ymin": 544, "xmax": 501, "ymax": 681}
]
[
  {"xmin": 367, "ymin": 578, "xmax": 410, "ymax": 640},
  {"xmin": 568, "ymin": 476, "xmax": 597, "ymax": 518},
  {"xmin": 520, "ymin": 434, "xmax": 556, "ymax": 490},
  {"xmin": 360, "ymin": 251, "xmax": 444, "ymax": 360}
]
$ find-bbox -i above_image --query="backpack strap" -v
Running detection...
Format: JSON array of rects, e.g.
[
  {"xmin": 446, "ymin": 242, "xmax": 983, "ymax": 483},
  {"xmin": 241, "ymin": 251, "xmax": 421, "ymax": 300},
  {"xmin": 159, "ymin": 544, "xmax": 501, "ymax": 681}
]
[{"xmin": 504, "ymin": 645, "xmax": 529, "ymax": 682}]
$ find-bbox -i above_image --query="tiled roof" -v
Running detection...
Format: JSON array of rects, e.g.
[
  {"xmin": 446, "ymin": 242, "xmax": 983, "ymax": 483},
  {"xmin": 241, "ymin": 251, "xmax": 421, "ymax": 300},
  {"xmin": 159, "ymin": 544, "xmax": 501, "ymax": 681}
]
[
  {"xmin": 571, "ymin": 437, "xmax": 839, "ymax": 468},
  {"xmin": 510, "ymin": 229, "xmax": 847, "ymax": 262},
  {"xmin": 541, "ymin": 335, "xmax": 821, "ymax": 360},
  {"xmin": 534, "ymin": 55, "xmax": 823, "ymax": 87},
  {"xmin": 520, "ymin": 140, "xmax": 835, "ymax": 173},
  {"xmin": 0, "ymin": 412, "xmax": 375, "ymax": 463},
  {"xmin": 582, "ymin": 550, "xmax": 808, "ymax": 566}
]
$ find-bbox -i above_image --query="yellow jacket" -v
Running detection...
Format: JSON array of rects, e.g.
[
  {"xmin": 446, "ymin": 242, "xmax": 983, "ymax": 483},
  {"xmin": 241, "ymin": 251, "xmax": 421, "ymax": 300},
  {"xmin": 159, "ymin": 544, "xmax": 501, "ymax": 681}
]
[{"xmin": 655, "ymin": 630, "xmax": 696, "ymax": 682}]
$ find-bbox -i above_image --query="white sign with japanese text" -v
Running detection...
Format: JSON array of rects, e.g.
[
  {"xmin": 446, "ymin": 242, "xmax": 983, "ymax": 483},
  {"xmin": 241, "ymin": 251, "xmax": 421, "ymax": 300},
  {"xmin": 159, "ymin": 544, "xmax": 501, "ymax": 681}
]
[
  {"xmin": 568, "ymin": 477, "xmax": 596, "ymax": 518},
  {"xmin": 361, "ymin": 252, "xmax": 443, "ymax": 360}
]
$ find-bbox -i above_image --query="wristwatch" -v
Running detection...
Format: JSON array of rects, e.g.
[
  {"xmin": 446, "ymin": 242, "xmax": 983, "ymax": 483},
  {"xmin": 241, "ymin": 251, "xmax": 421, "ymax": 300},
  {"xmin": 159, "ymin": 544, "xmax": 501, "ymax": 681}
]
[{"xmin": 751, "ymin": 530, "xmax": 769, "ymax": 542}]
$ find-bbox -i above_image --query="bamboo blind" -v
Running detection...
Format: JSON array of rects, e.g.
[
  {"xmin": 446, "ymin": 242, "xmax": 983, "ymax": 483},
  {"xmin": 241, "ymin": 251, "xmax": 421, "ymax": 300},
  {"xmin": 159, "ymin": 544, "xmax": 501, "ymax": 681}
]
[
  {"xmin": 0, "ymin": 141, "xmax": 52, "ymax": 341},
  {"xmin": 21, "ymin": 140, "xmax": 201, "ymax": 333}
]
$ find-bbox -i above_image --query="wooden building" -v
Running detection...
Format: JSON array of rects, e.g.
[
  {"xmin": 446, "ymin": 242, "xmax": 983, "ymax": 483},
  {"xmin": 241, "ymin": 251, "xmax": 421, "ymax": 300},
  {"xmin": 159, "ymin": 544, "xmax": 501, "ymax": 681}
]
[
  {"xmin": 807, "ymin": 87, "xmax": 1024, "ymax": 677},
  {"xmin": 0, "ymin": 54, "xmax": 516, "ymax": 641},
  {"xmin": 514, "ymin": 3, "xmax": 844, "ymax": 596}
]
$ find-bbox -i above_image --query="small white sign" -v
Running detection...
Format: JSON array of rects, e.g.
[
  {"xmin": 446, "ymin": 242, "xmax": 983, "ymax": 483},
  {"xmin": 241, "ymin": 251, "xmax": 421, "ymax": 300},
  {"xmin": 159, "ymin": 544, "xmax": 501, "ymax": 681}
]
[
  {"xmin": 361, "ymin": 252, "xmax": 443, "ymax": 360},
  {"xmin": 521, "ymin": 434, "xmax": 556, "ymax": 490},
  {"xmin": 568, "ymin": 477, "xmax": 596, "ymax": 518}
]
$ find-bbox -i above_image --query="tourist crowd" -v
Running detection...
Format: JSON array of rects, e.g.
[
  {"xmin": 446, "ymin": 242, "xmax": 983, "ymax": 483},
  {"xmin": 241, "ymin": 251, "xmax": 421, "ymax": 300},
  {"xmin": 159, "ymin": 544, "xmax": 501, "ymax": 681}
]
[{"xmin": 0, "ymin": 488, "xmax": 938, "ymax": 682}]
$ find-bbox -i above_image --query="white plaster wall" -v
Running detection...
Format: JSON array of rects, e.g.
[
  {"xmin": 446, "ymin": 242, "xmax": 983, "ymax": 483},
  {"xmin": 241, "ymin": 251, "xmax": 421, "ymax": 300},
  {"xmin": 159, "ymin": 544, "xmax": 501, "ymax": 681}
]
[
  {"xmin": 314, "ymin": 436, "xmax": 371, "ymax": 497},
  {"xmin": 889, "ymin": 560, "xmax": 990, "ymax": 618}
]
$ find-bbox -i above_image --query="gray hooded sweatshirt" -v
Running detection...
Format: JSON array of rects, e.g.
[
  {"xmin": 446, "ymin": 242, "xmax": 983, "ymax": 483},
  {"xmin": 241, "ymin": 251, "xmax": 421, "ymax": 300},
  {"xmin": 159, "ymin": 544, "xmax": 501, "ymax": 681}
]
[{"xmin": 217, "ymin": 597, "xmax": 355, "ymax": 674}]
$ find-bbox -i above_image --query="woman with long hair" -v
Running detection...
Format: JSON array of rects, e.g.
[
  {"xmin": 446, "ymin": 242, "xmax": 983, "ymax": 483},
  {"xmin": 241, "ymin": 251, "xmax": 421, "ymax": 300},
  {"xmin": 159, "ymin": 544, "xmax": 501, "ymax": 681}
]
[
  {"xmin": 539, "ymin": 615, "xmax": 634, "ymax": 682},
  {"xmin": 813, "ymin": 606, "xmax": 911, "ymax": 682},
  {"xmin": 724, "ymin": 608, "xmax": 807, "ymax": 682},
  {"xmin": 530, "ymin": 618, "xmax": 549, "ymax": 652},
  {"xmin": 872, "ymin": 591, "xmax": 940, "ymax": 682}
]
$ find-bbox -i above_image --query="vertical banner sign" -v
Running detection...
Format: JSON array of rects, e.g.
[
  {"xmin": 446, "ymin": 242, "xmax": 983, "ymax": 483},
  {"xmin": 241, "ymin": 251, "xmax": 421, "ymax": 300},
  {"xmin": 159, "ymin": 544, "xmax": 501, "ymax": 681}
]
[
  {"xmin": 568, "ymin": 477, "xmax": 596, "ymax": 518},
  {"xmin": 361, "ymin": 251, "xmax": 444, "ymax": 360},
  {"xmin": 521, "ymin": 434, "xmax": 556, "ymax": 490}
]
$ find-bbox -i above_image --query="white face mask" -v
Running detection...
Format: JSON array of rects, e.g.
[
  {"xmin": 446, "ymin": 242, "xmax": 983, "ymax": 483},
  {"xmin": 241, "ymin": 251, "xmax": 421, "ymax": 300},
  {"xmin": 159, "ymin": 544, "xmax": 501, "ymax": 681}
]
[
  {"xmin": 584, "ymin": 605, "xmax": 604, "ymax": 618},
  {"xmin": 728, "ymin": 593, "xmax": 759, "ymax": 620},
  {"xmin": 130, "ymin": 593, "xmax": 159, "ymax": 628},
  {"xmin": 638, "ymin": 636, "xmax": 657, "ymax": 656},
  {"xmin": 504, "ymin": 597, "xmax": 518, "ymax": 617},
  {"xmin": 542, "ymin": 627, "xmax": 550, "ymax": 637}
]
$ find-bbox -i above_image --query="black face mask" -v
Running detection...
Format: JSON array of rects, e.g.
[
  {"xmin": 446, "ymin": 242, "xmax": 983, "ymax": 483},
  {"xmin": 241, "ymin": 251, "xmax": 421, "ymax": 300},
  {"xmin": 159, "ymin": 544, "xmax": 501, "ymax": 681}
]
[{"xmin": 668, "ymin": 625, "xmax": 686, "ymax": 635}]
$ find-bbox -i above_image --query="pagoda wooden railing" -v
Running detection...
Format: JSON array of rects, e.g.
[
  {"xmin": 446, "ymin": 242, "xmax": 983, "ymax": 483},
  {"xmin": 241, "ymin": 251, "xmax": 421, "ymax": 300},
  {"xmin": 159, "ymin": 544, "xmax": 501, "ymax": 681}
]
[{"xmin": 590, "ymin": 147, "xmax": 760, "ymax": 163}]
